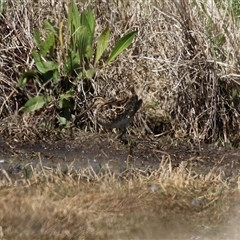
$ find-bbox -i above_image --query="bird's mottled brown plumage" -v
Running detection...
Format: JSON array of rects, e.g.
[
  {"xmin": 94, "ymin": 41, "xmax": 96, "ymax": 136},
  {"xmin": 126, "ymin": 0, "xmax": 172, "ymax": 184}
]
[{"xmin": 94, "ymin": 86, "xmax": 142, "ymax": 139}]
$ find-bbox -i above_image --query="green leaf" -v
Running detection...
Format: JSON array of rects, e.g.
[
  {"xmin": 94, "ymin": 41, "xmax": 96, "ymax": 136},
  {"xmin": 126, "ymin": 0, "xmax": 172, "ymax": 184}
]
[
  {"xmin": 67, "ymin": 4, "xmax": 96, "ymax": 64},
  {"xmin": 94, "ymin": 27, "xmax": 110, "ymax": 65},
  {"xmin": 85, "ymin": 68, "xmax": 96, "ymax": 79},
  {"xmin": 32, "ymin": 50, "xmax": 58, "ymax": 73},
  {"xmin": 66, "ymin": 50, "xmax": 80, "ymax": 74},
  {"xmin": 106, "ymin": 31, "xmax": 136, "ymax": 64},
  {"xmin": 21, "ymin": 95, "xmax": 48, "ymax": 112},
  {"xmin": 59, "ymin": 89, "xmax": 74, "ymax": 108},
  {"xmin": 76, "ymin": 26, "xmax": 90, "ymax": 61},
  {"xmin": 39, "ymin": 61, "xmax": 58, "ymax": 74},
  {"xmin": 17, "ymin": 71, "xmax": 38, "ymax": 87},
  {"xmin": 68, "ymin": 0, "xmax": 80, "ymax": 31},
  {"xmin": 76, "ymin": 8, "xmax": 95, "ymax": 61},
  {"xmin": 85, "ymin": 45, "xmax": 94, "ymax": 60},
  {"xmin": 34, "ymin": 21, "xmax": 56, "ymax": 57},
  {"xmin": 52, "ymin": 70, "xmax": 59, "ymax": 81},
  {"xmin": 61, "ymin": 89, "xmax": 75, "ymax": 99},
  {"xmin": 43, "ymin": 20, "xmax": 57, "ymax": 35},
  {"xmin": 40, "ymin": 32, "xmax": 55, "ymax": 56},
  {"xmin": 57, "ymin": 115, "xmax": 67, "ymax": 125},
  {"xmin": 0, "ymin": 0, "xmax": 6, "ymax": 14},
  {"xmin": 76, "ymin": 71, "xmax": 83, "ymax": 79},
  {"xmin": 34, "ymin": 29, "xmax": 41, "ymax": 46},
  {"xmin": 81, "ymin": 8, "xmax": 95, "ymax": 46}
]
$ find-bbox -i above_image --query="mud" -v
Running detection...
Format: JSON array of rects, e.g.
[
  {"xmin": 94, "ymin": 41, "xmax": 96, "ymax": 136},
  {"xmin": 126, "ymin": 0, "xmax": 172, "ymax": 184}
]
[
  {"xmin": 1, "ymin": 133, "xmax": 240, "ymax": 239},
  {"xmin": 1, "ymin": 132, "xmax": 240, "ymax": 180}
]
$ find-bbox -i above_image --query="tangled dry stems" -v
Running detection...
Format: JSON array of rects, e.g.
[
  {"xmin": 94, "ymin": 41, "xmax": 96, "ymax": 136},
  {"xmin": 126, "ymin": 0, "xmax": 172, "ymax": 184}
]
[
  {"xmin": 0, "ymin": 158, "xmax": 238, "ymax": 239},
  {"xmin": 1, "ymin": 0, "xmax": 240, "ymax": 143},
  {"xmin": 1, "ymin": 1, "xmax": 240, "ymax": 238}
]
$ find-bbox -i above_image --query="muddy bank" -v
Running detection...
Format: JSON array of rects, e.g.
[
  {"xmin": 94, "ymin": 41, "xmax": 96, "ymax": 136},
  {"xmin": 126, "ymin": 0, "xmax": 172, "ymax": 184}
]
[{"xmin": 1, "ymin": 133, "xmax": 240, "ymax": 181}]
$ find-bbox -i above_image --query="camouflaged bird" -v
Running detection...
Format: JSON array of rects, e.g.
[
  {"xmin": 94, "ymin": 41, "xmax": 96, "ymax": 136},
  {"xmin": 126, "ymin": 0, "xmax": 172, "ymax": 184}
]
[{"xmin": 94, "ymin": 86, "xmax": 142, "ymax": 139}]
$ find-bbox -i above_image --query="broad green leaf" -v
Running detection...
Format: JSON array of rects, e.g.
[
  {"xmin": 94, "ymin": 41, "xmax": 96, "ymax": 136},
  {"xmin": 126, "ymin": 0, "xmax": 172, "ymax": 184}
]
[
  {"xmin": 34, "ymin": 29, "xmax": 41, "ymax": 46},
  {"xmin": 68, "ymin": 0, "xmax": 80, "ymax": 39},
  {"xmin": 66, "ymin": 50, "xmax": 80, "ymax": 74},
  {"xmin": 94, "ymin": 27, "xmax": 110, "ymax": 65},
  {"xmin": 78, "ymin": 8, "xmax": 95, "ymax": 60},
  {"xmin": 17, "ymin": 71, "xmax": 38, "ymax": 87},
  {"xmin": 76, "ymin": 26, "xmax": 90, "ymax": 62},
  {"xmin": 67, "ymin": 0, "xmax": 82, "ymax": 56},
  {"xmin": 32, "ymin": 51, "xmax": 45, "ymax": 72},
  {"xmin": 21, "ymin": 95, "xmax": 48, "ymax": 112},
  {"xmin": 76, "ymin": 71, "xmax": 83, "ymax": 79},
  {"xmin": 32, "ymin": 50, "xmax": 58, "ymax": 73},
  {"xmin": 0, "ymin": 0, "xmax": 6, "ymax": 14},
  {"xmin": 38, "ymin": 60, "xmax": 58, "ymax": 74},
  {"xmin": 81, "ymin": 8, "xmax": 95, "ymax": 45},
  {"xmin": 40, "ymin": 32, "xmax": 55, "ymax": 56},
  {"xmin": 106, "ymin": 31, "xmax": 136, "ymax": 64},
  {"xmin": 68, "ymin": 4, "xmax": 96, "ymax": 63},
  {"xmin": 34, "ymin": 21, "xmax": 56, "ymax": 57},
  {"xmin": 52, "ymin": 70, "xmax": 59, "ymax": 81},
  {"xmin": 59, "ymin": 90, "xmax": 74, "ymax": 108},
  {"xmin": 57, "ymin": 115, "xmax": 67, "ymax": 125},
  {"xmin": 85, "ymin": 68, "xmax": 96, "ymax": 79},
  {"xmin": 61, "ymin": 89, "xmax": 75, "ymax": 100},
  {"xmin": 43, "ymin": 20, "xmax": 57, "ymax": 35},
  {"xmin": 85, "ymin": 45, "xmax": 93, "ymax": 60}
]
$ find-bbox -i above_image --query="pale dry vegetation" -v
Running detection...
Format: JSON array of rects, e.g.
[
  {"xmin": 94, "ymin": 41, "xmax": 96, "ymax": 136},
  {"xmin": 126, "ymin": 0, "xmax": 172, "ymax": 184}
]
[
  {"xmin": 1, "ymin": 0, "xmax": 240, "ymax": 239},
  {"xmin": 1, "ymin": 0, "xmax": 240, "ymax": 143},
  {"xmin": 0, "ymin": 160, "xmax": 239, "ymax": 239}
]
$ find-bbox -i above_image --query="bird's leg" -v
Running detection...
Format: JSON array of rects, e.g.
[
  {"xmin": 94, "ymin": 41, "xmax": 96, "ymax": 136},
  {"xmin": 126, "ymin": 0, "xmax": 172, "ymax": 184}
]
[
  {"xmin": 117, "ymin": 128, "xmax": 129, "ymax": 144},
  {"xmin": 117, "ymin": 128, "xmax": 126, "ymax": 139}
]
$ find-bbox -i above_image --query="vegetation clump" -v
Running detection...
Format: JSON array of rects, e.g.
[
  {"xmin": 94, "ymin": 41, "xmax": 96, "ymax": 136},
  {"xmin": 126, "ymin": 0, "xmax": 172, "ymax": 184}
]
[
  {"xmin": 1, "ymin": 1, "xmax": 240, "ymax": 239},
  {"xmin": 0, "ymin": 160, "xmax": 239, "ymax": 239},
  {"xmin": 1, "ymin": 0, "xmax": 240, "ymax": 144}
]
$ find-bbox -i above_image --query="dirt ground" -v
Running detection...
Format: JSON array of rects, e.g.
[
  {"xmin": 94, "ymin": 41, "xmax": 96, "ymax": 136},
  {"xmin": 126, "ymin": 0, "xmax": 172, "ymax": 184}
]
[
  {"xmin": 1, "ymin": 132, "xmax": 240, "ymax": 179},
  {"xmin": 1, "ymin": 132, "xmax": 240, "ymax": 239}
]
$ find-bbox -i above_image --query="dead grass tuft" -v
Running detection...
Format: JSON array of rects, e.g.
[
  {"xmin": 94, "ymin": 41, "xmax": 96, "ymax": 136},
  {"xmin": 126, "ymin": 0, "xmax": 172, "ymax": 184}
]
[
  {"xmin": 0, "ymin": 160, "xmax": 239, "ymax": 239},
  {"xmin": 1, "ymin": 0, "xmax": 240, "ymax": 143}
]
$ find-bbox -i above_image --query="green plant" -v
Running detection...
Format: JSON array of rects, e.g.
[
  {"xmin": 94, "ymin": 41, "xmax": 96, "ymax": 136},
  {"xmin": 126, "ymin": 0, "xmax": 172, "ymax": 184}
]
[
  {"xmin": 18, "ymin": 0, "xmax": 136, "ymax": 126},
  {"xmin": 0, "ymin": 0, "xmax": 6, "ymax": 14}
]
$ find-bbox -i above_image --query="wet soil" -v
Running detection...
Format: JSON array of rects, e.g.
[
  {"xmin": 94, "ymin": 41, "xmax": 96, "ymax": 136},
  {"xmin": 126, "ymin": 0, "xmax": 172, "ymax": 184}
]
[
  {"xmin": 1, "ymin": 132, "xmax": 240, "ymax": 239},
  {"xmin": 1, "ymin": 132, "xmax": 240, "ymax": 179}
]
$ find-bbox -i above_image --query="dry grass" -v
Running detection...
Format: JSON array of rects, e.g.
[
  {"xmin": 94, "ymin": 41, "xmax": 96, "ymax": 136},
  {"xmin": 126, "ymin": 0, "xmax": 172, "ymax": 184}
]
[
  {"xmin": 1, "ymin": 0, "xmax": 240, "ymax": 143},
  {"xmin": 1, "ymin": 1, "xmax": 240, "ymax": 239},
  {"xmin": 0, "ymin": 159, "xmax": 239, "ymax": 239}
]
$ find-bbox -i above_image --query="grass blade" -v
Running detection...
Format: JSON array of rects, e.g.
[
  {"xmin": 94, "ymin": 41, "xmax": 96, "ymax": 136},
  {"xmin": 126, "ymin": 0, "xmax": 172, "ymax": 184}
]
[
  {"xmin": 94, "ymin": 27, "xmax": 110, "ymax": 66},
  {"xmin": 106, "ymin": 31, "xmax": 136, "ymax": 65}
]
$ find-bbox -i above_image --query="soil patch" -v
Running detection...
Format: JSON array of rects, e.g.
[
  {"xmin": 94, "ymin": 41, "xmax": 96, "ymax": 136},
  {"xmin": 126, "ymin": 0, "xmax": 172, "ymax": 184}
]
[{"xmin": 1, "ymin": 132, "xmax": 240, "ymax": 179}]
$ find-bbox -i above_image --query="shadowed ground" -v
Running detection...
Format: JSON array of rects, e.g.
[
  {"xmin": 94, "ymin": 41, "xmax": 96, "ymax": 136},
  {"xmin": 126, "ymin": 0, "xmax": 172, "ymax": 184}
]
[
  {"xmin": 0, "ymin": 133, "xmax": 240, "ymax": 239},
  {"xmin": 1, "ymin": 132, "xmax": 240, "ymax": 177}
]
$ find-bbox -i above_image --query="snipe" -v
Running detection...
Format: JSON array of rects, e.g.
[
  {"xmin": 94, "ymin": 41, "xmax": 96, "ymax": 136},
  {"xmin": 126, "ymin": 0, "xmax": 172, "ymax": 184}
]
[{"xmin": 94, "ymin": 86, "xmax": 142, "ymax": 140}]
